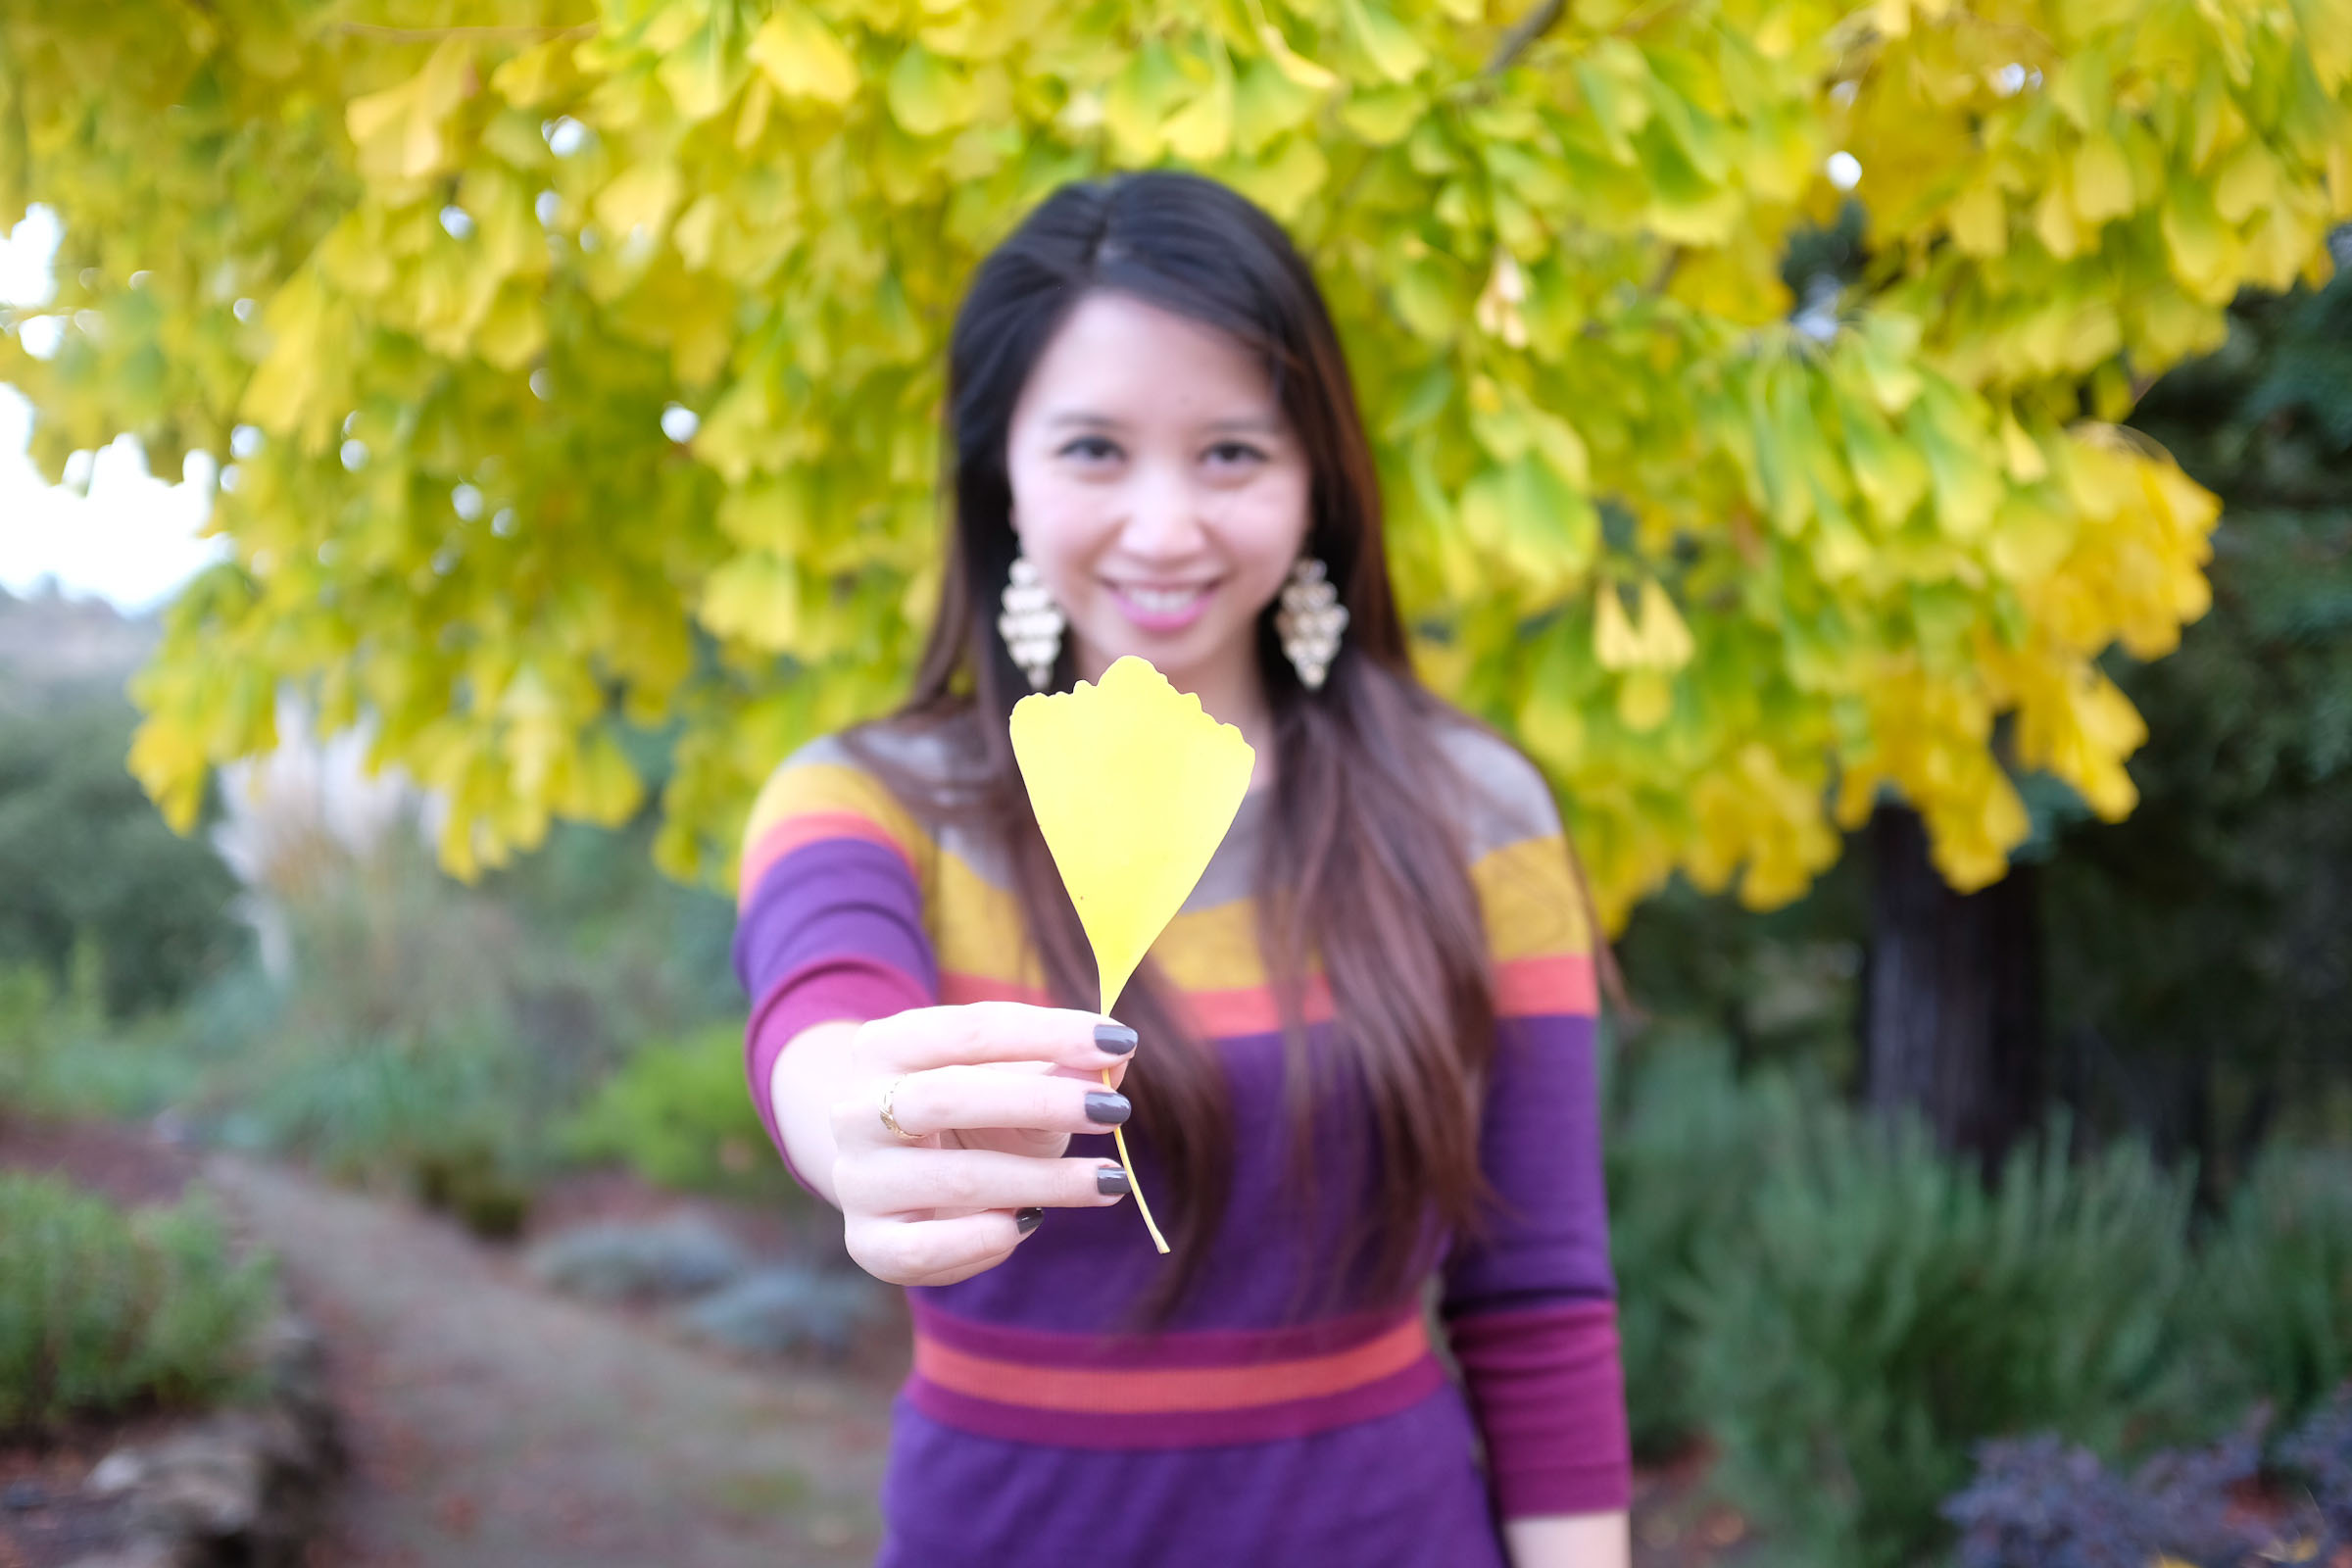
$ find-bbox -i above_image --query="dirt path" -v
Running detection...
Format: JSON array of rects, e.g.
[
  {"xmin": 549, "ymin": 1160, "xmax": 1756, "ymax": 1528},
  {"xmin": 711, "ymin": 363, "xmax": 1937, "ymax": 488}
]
[
  {"xmin": 206, "ymin": 1156, "xmax": 899, "ymax": 1568},
  {"xmin": 6, "ymin": 1123, "xmax": 1748, "ymax": 1566}
]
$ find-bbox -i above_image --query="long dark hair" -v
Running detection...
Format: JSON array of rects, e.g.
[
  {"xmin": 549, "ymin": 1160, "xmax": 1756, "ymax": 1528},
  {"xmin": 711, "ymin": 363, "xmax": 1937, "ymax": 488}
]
[{"xmin": 856, "ymin": 170, "xmax": 1498, "ymax": 1316}]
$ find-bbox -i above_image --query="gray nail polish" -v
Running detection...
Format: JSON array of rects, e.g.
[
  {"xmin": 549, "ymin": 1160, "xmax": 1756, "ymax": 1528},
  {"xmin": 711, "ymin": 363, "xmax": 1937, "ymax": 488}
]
[
  {"xmin": 1016, "ymin": 1207, "xmax": 1044, "ymax": 1234},
  {"xmin": 1095, "ymin": 1023, "xmax": 1139, "ymax": 1054},
  {"xmin": 1096, "ymin": 1165, "xmax": 1131, "ymax": 1198},
  {"xmin": 1085, "ymin": 1091, "xmax": 1132, "ymax": 1126}
]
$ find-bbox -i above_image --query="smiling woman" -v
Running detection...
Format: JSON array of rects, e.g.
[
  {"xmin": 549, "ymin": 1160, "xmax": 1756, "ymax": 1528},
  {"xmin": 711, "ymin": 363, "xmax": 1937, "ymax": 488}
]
[
  {"xmin": 735, "ymin": 171, "xmax": 1630, "ymax": 1568},
  {"xmin": 1005, "ymin": 292, "xmax": 1312, "ymax": 739}
]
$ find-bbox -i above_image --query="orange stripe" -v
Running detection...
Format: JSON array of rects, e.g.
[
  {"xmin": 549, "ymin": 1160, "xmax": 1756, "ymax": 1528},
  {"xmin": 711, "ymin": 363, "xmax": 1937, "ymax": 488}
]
[
  {"xmin": 1494, "ymin": 952, "xmax": 1597, "ymax": 1017},
  {"xmin": 939, "ymin": 972, "xmax": 1052, "ymax": 1006},
  {"xmin": 1183, "ymin": 975, "xmax": 1333, "ymax": 1036},
  {"xmin": 739, "ymin": 810, "xmax": 912, "ymax": 907},
  {"xmin": 911, "ymin": 1315, "xmax": 1430, "ymax": 1414},
  {"xmin": 940, "ymin": 961, "xmax": 1589, "ymax": 1028}
]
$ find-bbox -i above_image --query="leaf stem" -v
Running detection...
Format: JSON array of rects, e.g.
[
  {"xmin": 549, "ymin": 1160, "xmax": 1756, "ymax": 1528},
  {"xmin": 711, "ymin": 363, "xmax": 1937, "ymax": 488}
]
[{"xmin": 1102, "ymin": 1065, "xmax": 1170, "ymax": 1254}]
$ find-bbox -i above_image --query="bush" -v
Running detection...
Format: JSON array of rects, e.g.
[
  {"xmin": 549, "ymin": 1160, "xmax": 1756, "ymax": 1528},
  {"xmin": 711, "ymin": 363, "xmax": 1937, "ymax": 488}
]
[
  {"xmin": 170, "ymin": 819, "xmax": 742, "ymax": 1226},
  {"xmin": 0, "ymin": 951, "xmax": 203, "ymax": 1125},
  {"xmin": 1944, "ymin": 1386, "xmax": 2352, "ymax": 1567},
  {"xmin": 177, "ymin": 847, "xmax": 590, "ymax": 1218},
  {"xmin": 0, "ymin": 1174, "xmax": 274, "ymax": 1433},
  {"xmin": 1684, "ymin": 1112, "xmax": 2197, "ymax": 1568},
  {"xmin": 2192, "ymin": 1147, "xmax": 2352, "ymax": 1430},
  {"xmin": 561, "ymin": 1023, "xmax": 797, "ymax": 1205},
  {"xmin": 0, "ymin": 697, "xmax": 245, "ymax": 1018},
  {"xmin": 1603, "ymin": 1035, "xmax": 1812, "ymax": 1459}
]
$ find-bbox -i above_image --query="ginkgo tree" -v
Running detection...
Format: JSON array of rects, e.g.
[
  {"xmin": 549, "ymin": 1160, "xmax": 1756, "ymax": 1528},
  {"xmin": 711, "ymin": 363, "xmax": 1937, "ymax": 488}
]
[{"xmin": 2, "ymin": 0, "xmax": 2347, "ymax": 928}]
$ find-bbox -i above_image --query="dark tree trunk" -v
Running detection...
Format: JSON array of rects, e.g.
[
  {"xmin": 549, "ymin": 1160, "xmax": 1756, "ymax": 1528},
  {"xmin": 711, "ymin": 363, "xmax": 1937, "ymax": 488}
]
[{"xmin": 1862, "ymin": 803, "xmax": 2046, "ymax": 1176}]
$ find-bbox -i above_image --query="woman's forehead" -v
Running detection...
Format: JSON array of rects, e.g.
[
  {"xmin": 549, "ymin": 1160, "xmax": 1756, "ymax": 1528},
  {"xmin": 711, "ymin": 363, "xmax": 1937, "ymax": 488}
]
[{"xmin": 1017, "ymin": 291, "xmax": 1281, "ymax": 425}]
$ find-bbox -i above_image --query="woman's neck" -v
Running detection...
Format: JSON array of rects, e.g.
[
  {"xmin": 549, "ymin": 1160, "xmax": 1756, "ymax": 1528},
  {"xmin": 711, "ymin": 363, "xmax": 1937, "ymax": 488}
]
[{"xmin": 1075, "ymin": 640, "xmax": 1276, "ymax": 790}]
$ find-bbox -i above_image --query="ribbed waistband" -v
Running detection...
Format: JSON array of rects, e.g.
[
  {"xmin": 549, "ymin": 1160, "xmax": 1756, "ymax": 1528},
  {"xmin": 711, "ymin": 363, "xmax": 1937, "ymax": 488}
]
[{"xmin": 902, "ymin": 1302, "xmax": 1447, "ymax": 1448}]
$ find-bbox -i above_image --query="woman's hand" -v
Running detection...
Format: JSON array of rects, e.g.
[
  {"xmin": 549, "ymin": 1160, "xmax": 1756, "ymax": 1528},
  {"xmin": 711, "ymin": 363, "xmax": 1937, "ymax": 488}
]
[{"xmin": 828, "ymin": 1002, "xmax": 1139, "ymax": 1288}]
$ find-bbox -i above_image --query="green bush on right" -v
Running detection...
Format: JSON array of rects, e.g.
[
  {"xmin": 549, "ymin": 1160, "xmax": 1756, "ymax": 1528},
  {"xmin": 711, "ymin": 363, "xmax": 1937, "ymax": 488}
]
[
  {"xmin": 1682, "ymin": 1113, "xmax": 2198, "ymax": 1568},
  {"xmin": 2191, "ymin": 1146, "xmax": 2352, "ymax": 1431},
  {"xmin": 0, "ymin": 1173, "xmax": 275, "ymax": 1434}
]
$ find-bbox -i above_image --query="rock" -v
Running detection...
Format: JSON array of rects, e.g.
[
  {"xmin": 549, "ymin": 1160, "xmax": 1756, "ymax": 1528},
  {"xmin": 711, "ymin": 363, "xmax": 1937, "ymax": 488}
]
[
  {"xmin": 524, "ymin": 1214, "xmax": 750, "ymax": 1303},
  {"xmin": 676, "ymin": 1264, "xmax": 884, "ymax": 1359},
  {"xmin": 59, "ymin": 1539, "xmax": 183, "ymax": 1568},
  {"xmin": 72, "ymin": 1312, "xmax": 341, "ymax": 1568},
  {"xmin": 86, "ymin": 1451, "xmax": 147, "ymax": 1495},
  {"xmin": 130, "ymin": 1422, "xmax": 266, "ymax": 1539}
]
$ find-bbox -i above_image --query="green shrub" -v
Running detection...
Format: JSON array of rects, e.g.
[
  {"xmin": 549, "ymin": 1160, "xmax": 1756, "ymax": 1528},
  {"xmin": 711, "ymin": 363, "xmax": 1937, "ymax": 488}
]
[
  {"xmin": 1604, "ymin": 1034, "xmax": 1813, "ymax": 1460},
  {"xmin": 1684, "ymin": 1114, "xmax": 2196, "ymax": 1568},
  {"xmin": 561, "ymin": 1023, "xmax": 797, "ymax": 1205},
  {"xmin": 0, "ymin": 951, "xmax": 202, "ymax": 1125},
  {"xmin": 0, "ymin": 696, "xmax": 245, "ymax": 1019},
  {"xmin": 180, "ymin": 848, "xmax": 571, "ymax": 1213},
  {"xmin": 2193, "ymin": 1146, "xmax": 2352, "ymax": 1429},
  {"xmin": 0, "ymin": 1174, "xmax": 274, "ymax": 1433},
  {"xmin": 170, "ymin": 821, "xmax": 741, "ymax": 1218}
]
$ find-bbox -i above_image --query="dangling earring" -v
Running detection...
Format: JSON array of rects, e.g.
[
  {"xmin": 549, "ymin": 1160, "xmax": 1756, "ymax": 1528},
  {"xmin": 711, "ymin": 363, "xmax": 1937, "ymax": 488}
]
[
  {"xmin": 998, "ymin": 554, "xmax": 1065, "ymax": 691},
  {"xmin": 1276, "ymin": 557, "xmax": 1348, "ymax": 691}
]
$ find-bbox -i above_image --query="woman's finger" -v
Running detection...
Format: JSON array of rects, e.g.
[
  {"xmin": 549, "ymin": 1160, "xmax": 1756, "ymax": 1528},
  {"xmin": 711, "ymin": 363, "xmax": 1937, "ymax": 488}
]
[
  {"xmin": 855, "ymin": 1002, "xmax": 1139, "ymax": 1076},
  {"xmin": 838, "ymin": 1147, "xmax": 1129, "ymax": 1217},
  {"xmin": 845, "ymin": 1208, "xmax": 1040, "ymax": 1287},
  {"xmin": 885, "ymin": 1063, "xmax": 1132, "ymax": 1140}
]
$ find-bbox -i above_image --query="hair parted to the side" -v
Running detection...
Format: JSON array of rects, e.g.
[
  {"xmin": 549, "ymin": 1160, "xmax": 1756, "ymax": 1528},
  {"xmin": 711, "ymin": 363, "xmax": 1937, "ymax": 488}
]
[{"xmin": 851, "ymin": 169, "xmax": 1504, "ymax": 1319}]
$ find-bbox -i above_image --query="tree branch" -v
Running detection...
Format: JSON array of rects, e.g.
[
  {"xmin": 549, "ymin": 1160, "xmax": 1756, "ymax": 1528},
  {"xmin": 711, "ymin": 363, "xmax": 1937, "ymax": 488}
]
[{"xmin": 1485, "ymin": 0, "xmax": 1565, "ymax": 75}]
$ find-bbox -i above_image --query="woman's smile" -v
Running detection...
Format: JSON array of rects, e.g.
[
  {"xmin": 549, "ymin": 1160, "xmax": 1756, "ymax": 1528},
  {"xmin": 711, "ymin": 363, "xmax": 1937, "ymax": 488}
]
[{"xmin": 1103, "ymin": 577, "xmax": 1222, "ymax": 633}]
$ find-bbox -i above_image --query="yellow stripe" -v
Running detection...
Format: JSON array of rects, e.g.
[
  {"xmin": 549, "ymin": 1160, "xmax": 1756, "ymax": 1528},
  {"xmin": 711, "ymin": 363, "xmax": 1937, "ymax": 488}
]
[
  {"xmin": 929, "ymin": 860, "xmax": 1268, "ymax": 997},
  {"xmin": 1471, "ymin": 835, "xmax": 1593, "ymax": 960},
  {"xmin": 930, "ymin": 851, "xmax": 1046, "ymax": 989},
  {"xmin": 930, "ymin": 838, "xmax": 1587, "ymax": 988},
  {"xmin": 744, "ymin": 760, "xmax": 1592, "ymax": 987},
  {"xmin": 742, "ymin": 761, "xmax": 927, "ymax": 865}
]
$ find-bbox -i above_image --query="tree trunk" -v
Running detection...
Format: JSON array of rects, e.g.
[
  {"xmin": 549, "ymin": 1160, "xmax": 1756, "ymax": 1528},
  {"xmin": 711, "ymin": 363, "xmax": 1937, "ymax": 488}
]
[{"xmin": 1863, "ymin": 803, "xmax": 2046, "ymax": 1176}]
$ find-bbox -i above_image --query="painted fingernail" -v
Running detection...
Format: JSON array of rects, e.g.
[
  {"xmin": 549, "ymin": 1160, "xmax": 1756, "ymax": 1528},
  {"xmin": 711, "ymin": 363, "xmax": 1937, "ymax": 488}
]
[
  {"xmin": 1016, "ymin": 1207, "xmax": 1045, "ymax": 1234},
  {"xmin": 1095, "ymin": 1023, "xmax": 1139, "ymax": 1054},
  {"xmin": 1096, "ymin": 1165, "xmax": 1131, "ymax": 1198},
  {"xmin": 1085, "ymin": 1091, "xmax": 1132, "ymax": 1126}
]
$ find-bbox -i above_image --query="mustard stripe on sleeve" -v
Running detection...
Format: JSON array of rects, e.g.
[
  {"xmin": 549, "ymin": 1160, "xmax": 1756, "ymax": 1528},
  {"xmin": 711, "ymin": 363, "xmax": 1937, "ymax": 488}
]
[
  {"xmin": 742, "ymin": 761, "xmax": 927, "ymax": 863},
  {"xmin": 1470, "ymin": 835, "xmax": 1593, "ymax": 961}
]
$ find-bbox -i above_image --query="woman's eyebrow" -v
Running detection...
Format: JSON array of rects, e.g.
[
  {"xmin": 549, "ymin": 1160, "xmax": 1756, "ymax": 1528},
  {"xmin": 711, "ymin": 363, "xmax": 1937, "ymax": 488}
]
[
  {"xmin": 1202, "ymin": 414, "xmax": 1282, "ymax": 435},
  {"xmin": 1046, "ymin": 411, "xmax": 1125, "ymax": 430}
]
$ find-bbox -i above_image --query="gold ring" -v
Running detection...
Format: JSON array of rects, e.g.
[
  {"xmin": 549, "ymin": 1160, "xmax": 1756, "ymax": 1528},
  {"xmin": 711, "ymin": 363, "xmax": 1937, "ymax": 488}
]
[{"xmin": 878, "ymin": 1075, "xmax": 922, "ymax": 1143}]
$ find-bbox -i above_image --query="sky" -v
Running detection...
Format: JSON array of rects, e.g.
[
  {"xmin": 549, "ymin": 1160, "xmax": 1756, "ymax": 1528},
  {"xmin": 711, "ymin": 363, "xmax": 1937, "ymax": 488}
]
[{"xmin": 0, "ymin": 206, "xmax": 226, "ymax": 615}]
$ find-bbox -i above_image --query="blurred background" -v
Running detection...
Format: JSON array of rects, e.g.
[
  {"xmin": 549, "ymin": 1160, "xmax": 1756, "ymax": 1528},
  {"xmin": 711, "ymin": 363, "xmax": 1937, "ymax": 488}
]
[{"xmin": 4, "ymin": 5, "xmax": 2351, "ymax": 1567}]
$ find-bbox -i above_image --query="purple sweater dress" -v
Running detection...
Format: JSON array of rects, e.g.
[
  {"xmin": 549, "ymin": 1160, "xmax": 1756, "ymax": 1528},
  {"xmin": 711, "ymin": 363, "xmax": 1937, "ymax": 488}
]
[{"xmin": 734, "ymin": 717, "xmax": 1631, "ymax": 1566}]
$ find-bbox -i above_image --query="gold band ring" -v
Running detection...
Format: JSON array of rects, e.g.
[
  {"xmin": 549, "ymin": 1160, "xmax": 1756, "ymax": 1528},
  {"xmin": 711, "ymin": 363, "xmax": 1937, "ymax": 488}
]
[{"xmin": 878, "ymin": 1075, "xmax": 922, "ymax": 1144}]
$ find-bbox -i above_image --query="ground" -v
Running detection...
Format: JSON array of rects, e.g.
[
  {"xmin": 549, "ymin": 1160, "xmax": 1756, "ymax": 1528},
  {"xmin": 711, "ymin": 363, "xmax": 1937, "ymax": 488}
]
[{"xmin": 3, "ymin": 1119, "xmax": 1748, "ymax": 1566}]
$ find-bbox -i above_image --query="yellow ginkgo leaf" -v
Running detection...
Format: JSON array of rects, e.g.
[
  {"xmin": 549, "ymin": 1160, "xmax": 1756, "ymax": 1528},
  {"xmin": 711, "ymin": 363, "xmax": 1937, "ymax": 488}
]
[
  {"xmin": 1009, "ymin": 656, "xmax": 1257, "ymax": 1256},
  {"xmin": 1010, "ymin": 656, "xmax": 1256, "ymax": 1013}
]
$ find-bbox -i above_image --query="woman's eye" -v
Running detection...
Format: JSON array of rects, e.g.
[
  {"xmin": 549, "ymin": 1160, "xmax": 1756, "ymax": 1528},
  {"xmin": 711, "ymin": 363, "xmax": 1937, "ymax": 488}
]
[
  {"xmin": 1204, "ymin": 441, "xmax": 1266, "ymax": 468},
  {"xmin": 1059, "ymin": 435, "xmax": 1121, "ymax": 463}
]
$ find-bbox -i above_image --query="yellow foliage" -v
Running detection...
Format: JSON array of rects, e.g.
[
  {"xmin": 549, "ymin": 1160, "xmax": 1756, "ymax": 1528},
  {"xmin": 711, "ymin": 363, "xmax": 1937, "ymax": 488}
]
[{"xmin": 4, "ymin": 0, "xmax": 2343, "ymax": 912}]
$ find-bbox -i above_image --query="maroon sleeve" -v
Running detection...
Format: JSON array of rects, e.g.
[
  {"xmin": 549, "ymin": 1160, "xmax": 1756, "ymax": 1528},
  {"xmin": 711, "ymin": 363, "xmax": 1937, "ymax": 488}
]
[{"xmin": 1441, "ymin": 1009, "xmax": 1633, "ymax": 1519}]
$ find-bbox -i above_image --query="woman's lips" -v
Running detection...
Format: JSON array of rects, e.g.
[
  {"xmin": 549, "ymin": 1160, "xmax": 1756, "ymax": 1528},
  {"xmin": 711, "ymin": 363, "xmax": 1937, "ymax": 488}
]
[{"xmin": 1105, "ymin": 580, "xmax": 1218, "ymax": 634}]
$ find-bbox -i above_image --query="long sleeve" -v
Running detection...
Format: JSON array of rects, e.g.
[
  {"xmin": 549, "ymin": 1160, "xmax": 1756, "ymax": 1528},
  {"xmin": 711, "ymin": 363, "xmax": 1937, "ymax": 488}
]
[
  {"xmin": 732, "ymin": 738, "xmax": 941, "ymax": 1193},
  {"xmin": 1439, "ymin": 740, "xmax": 1632, "ymax": 1519}
]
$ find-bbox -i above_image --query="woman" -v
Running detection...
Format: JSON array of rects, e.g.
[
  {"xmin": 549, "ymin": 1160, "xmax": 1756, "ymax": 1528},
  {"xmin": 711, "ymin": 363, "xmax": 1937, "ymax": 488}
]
[{"xmin": 734, "ymin": 171, "xmax": 1631, "ymax": 1567}]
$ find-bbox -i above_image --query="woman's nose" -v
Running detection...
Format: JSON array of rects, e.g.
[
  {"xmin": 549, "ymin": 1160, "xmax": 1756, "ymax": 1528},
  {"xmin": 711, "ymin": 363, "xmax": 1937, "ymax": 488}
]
[{"xmin": 1118, "ymin": 469, "xmax": 1208, "ymax": 556}]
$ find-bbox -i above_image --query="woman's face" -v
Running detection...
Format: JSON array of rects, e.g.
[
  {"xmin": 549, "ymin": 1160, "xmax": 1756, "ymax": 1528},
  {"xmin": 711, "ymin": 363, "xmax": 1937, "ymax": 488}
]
[{"xmin": 1004, "ymin": 291, "xmax": 1312, "ymax": 698}]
